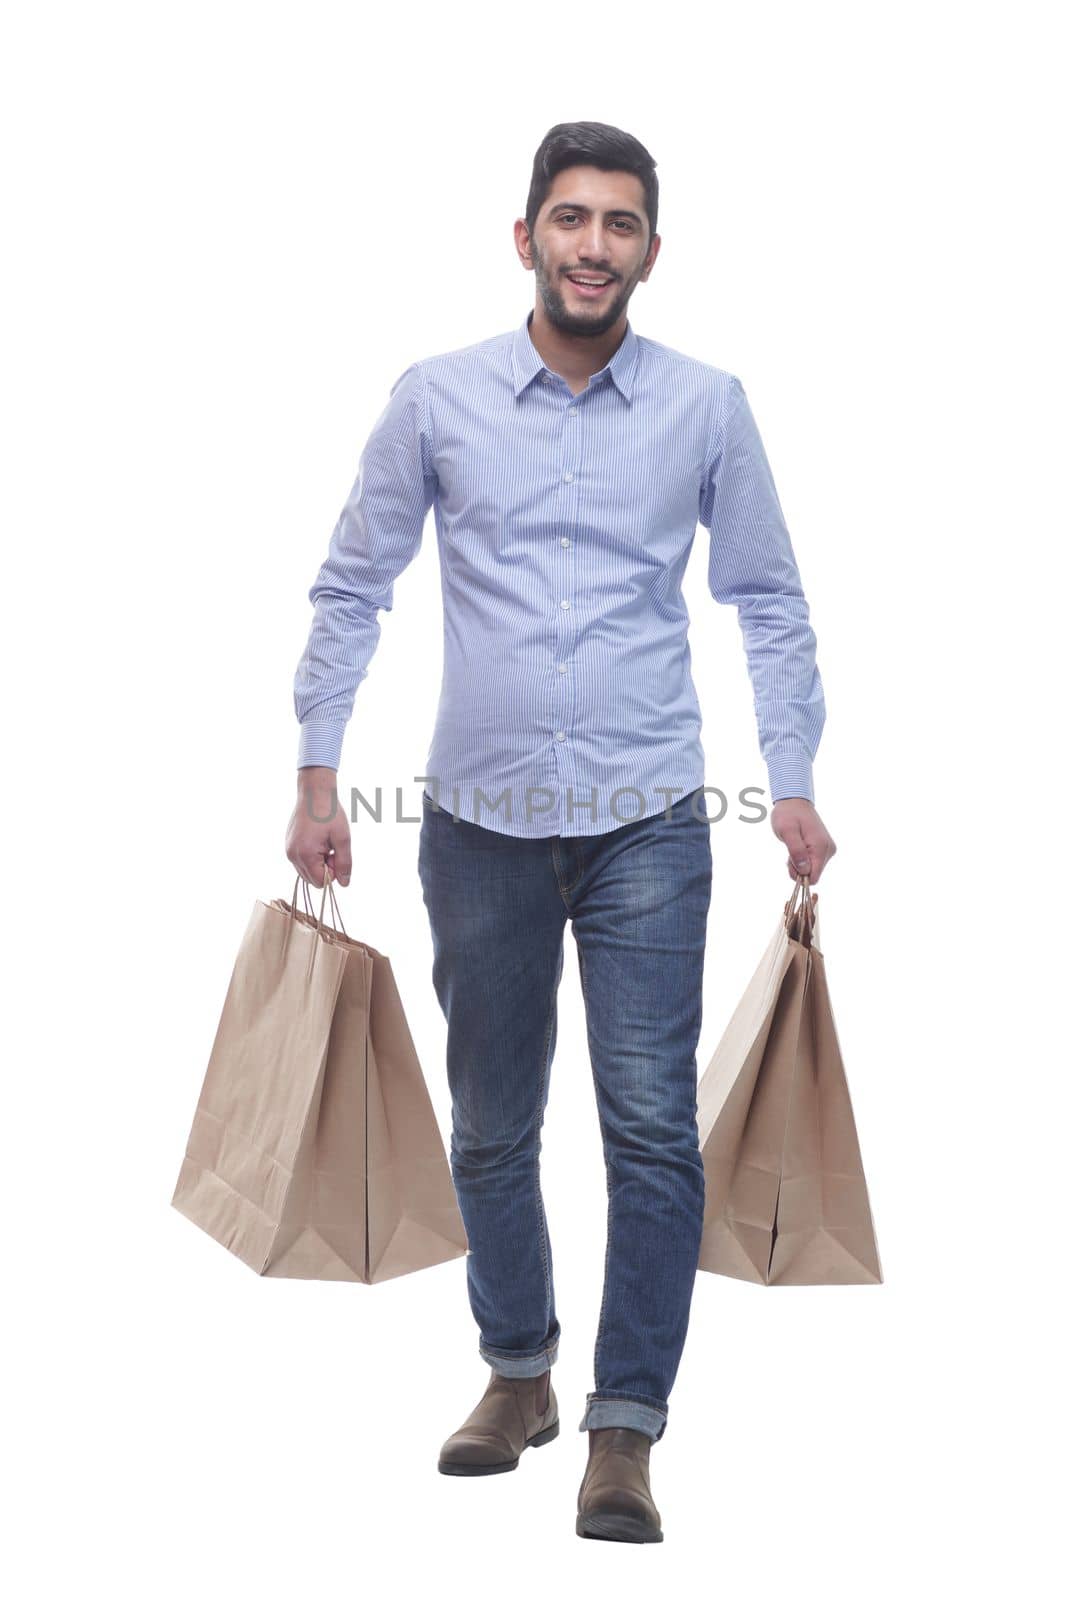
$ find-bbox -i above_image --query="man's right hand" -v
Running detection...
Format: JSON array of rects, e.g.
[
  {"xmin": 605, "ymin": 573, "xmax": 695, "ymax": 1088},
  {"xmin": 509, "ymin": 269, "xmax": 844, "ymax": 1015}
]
[{"xmin": 286, "ymin": 767, "xmax": 352, "ymax": 888}]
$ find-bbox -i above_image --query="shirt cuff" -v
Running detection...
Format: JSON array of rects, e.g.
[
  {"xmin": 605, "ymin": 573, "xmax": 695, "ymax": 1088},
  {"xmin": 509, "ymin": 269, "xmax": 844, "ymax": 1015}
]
[
  {"xmin": 297, "ymin": 721, "xmax": 346, "ymax": 771},
  {"xmin": 767, "ymin": 750, "xmax": 815, "ymax": 805}
]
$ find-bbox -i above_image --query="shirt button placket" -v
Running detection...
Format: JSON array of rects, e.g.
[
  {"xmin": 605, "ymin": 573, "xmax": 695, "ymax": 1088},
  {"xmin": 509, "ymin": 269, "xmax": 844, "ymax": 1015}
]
[{"xmin": 553, "ymin": 395, "xmax": 582, "ymax": 802}]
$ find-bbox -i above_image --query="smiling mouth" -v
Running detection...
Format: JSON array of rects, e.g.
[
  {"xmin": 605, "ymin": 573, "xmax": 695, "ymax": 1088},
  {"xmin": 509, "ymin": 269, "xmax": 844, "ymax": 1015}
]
[{"xmin": 566, "ymin": 274, "xmax": 614, "ymax": 297}]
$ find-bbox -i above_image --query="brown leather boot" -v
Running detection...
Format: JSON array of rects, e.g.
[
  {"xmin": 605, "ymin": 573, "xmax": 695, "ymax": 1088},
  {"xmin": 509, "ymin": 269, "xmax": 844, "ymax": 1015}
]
[
  {"xmin": 575, "ymin": 1426, "xmax": 664, "ymax": 1542},
  {"xmin": 438, "ymin": 1368, "xmax": 559, "ymax": 1475}
]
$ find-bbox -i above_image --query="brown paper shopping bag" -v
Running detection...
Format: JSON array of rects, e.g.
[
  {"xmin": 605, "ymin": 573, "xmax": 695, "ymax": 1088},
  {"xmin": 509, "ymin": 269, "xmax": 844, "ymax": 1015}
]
[
  {"xmin": 696, "ymin": 876, "xmax": 882, "ymax": 1286},
  {"xmin": 171, "ymin": 868, "xmax": 468, "ymax": 1282}
]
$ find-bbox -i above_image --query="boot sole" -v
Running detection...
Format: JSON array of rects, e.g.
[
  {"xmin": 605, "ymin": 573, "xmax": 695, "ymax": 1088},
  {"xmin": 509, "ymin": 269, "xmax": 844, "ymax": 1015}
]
[
  {"xmin": 438, "ymin": 1417, "xmax": 560, "ymax": 1475},
  {"xmin": 576, "ymin": 1509, "xmax": 664, "ymax": 1543}
]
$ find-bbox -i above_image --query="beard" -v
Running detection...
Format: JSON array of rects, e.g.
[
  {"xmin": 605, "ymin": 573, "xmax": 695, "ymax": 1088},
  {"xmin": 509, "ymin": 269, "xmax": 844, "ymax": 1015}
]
[{"xmin": 531, "ymin": 243, "xmax": 636, "ymax": 338}]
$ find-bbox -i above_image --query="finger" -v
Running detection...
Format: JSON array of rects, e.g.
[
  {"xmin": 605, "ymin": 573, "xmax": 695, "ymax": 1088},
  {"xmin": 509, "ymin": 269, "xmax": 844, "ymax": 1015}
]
[
  {"xmin": 788, "ymin": 820, "xmax": 814, "ymax": 878},
  {"xmin": 302, "ymin": 856, "xmax": 327, "ymax": 889},
  {"xmin": 331, "ymin": 841, "xmax": 353, "ymax": 887},
  {"xmin": 778, "ymin": 822, "xmax": 806, "ymax": 866}
]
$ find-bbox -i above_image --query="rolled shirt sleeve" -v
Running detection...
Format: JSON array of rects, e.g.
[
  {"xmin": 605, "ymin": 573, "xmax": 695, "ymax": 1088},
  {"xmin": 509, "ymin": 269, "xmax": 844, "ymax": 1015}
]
[
  {"xmin": 700, "ymin": 375, "xmax": 826, "ymax": 805},
  {"xmin": 293, "ymin": 360, "xmax": 437, "ymax": 770}
]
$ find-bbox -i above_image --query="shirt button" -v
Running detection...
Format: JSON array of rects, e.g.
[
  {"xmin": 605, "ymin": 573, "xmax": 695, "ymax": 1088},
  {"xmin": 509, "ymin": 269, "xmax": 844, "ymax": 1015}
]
[
  {"xmin": 540, "ymin": 372, "xmax": 549, "ymax": 382},
  {"xmin": 557, "ymin": 663, "xmax": 567, "ymax": 673},
  {"xmin": 560, "ymin": 599, "xmax": 570, "ymax": 609},
  {"xmin": 563, "ymin": 472, "xmax": 574, "ymax": 483},
  {"xmin": 555, "ymin": 731, "xmax": 567, "ymax": 740},
  {"xmin": 560, "ymin": 537, "xmax": 570, "ymax": 547}
]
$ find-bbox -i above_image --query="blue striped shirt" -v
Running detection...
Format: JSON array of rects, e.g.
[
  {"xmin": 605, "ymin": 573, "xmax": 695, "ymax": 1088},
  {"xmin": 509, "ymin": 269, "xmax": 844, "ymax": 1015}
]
[{"xmin": 294, "ymin": 310, "xmax": 825, "ymax": 838}]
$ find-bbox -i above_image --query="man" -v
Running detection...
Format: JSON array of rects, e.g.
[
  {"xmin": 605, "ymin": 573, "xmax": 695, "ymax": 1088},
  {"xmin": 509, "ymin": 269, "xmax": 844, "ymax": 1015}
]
[{"xmin": 286, "ymin": 121, "xmax": 836, "ymax": 1544}]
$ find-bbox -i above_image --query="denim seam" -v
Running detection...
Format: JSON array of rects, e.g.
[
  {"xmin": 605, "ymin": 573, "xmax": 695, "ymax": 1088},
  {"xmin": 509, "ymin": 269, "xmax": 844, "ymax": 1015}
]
[
  {"xmin": 532, "ymin": 944, "xmax": 561, "ymax": 1335},
  {"xmin": 480, "ymin": 1335, "xmax": 559, "ymax": 1365},
  {"xmin": 550, "ymin": 837, "xmax": 584, "ymax": 904},
  {"xmin": 576, "ymin": 934, "xmax": 615, "ymax": 1382},
  {"xmin": 586, "ymin": 1390, "xmax": 667, "ymax": 1414},
  {"xmin": 549, "ymin": 841, "xmax": 564, "ymax": 904},
  {"xmin": 594, "ymin": 1159, "xmax": 615, "ymax": 1379}
]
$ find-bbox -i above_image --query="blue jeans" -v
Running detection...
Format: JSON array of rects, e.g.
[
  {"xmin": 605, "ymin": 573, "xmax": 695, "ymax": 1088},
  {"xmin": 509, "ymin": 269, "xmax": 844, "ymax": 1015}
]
[{"xmin": 416, "ymin": 786, "xmax": 713, "ymax": 1444}]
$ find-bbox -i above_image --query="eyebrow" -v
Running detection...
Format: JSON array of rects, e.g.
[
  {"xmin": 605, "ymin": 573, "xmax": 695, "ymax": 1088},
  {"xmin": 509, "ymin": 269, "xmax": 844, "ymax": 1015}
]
[{"xmin": 548, "ymin": 201, "xmax": 644, "ymax": 225}]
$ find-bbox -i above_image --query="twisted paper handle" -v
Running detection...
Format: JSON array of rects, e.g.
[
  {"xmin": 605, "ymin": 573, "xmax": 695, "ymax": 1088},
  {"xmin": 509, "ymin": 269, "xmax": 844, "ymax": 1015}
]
[
  {"xmin": 783, "ymin": 872, "xmax": 817, "ymax": 944},
  {"xmin": 286, "ymin": 861, "xmax": 349, "ymax": 941},
  {"xmin": 279, "ymin": 861, "xmax": 351, "ymax": 981}
]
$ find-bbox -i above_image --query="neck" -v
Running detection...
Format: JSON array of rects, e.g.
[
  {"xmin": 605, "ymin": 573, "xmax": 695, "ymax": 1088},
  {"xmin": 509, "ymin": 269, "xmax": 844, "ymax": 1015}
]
[{"xmin": 526, "ymin": 305, "xmax": 628, "ymax": 386}]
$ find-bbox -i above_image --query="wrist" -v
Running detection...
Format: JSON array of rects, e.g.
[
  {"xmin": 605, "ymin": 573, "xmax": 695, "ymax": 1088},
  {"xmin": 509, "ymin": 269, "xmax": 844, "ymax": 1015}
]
[{"xmin": 297, "ymin": 765, "xmax": 338, "ymax": 789}]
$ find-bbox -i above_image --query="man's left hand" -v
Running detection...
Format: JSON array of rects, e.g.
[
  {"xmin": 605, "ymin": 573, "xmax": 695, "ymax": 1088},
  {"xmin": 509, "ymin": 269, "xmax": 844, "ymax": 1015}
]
[{"xmin": 771, "ymin": 798, "xmax": 837, "ymax": 885}]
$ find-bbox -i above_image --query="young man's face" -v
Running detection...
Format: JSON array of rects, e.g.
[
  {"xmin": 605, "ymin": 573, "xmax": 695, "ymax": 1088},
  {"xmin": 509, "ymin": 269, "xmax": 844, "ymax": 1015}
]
[{"xmin": 522, "ymin": 164, "xmax": 660, "ymax": 337}]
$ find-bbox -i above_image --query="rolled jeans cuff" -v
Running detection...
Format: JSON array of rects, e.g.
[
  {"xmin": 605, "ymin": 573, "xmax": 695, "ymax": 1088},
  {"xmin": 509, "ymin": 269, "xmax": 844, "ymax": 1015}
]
[
  {"xmin": 579, "ymin": 1393, "xmax": 668, "ymax": 1442},
  {"xmin": 478, "ymin": 1336, "xmax": 560, "ymax": 1378}
]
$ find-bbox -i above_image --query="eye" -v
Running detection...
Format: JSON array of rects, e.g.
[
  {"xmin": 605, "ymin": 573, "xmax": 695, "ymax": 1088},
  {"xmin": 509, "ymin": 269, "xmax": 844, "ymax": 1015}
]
[{"xmin": 558, "ymin": 213, "xmax": 636, "ymax": 231}]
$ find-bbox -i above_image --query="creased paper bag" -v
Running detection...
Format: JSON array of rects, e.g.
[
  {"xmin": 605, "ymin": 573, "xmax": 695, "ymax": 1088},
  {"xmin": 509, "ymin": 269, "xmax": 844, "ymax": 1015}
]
[
  {"xmin": 696, "ymin": 878, "xmax": 882, "ymax": 1285},
  {"xmin": 172, "ymin": 869, "xmax": 468, "ymax": 1283}
]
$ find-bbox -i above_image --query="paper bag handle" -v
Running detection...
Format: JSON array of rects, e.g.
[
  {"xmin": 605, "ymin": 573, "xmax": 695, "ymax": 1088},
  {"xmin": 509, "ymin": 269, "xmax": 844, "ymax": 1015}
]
[
  {"xmin": 288, "ymin": 863, "xmax": 349, "ymax": 941},
  {"xmin": 783, "ymin": 874, "xmax": 817, "ymax": 944},
  {"xmin": 277, "ymin": 863, "xmax": 351, "ymax": 981}
]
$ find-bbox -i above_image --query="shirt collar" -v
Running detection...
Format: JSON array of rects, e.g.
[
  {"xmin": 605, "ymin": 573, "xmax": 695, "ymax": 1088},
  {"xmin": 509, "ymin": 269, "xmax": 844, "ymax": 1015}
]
[{"xmin": 511, "ymin": 308, "xmax": 639, "ymax": 403}]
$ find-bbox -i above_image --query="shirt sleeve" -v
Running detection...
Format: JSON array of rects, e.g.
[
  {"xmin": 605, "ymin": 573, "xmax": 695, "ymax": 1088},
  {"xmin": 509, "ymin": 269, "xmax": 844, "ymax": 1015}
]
[
  {"xmin": 699, "ymin": 375, "xmax": 826, "ymax": 805},
  {"xmin": 293, "ymin": 360, "xmax": 437, "ymax": 770}
]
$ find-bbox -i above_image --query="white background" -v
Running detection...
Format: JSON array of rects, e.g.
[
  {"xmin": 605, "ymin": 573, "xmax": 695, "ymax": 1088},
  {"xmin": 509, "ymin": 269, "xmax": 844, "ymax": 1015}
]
[{"xmin": 3, "ymin": 1, "xmax": 1062, "ymax": 1592}]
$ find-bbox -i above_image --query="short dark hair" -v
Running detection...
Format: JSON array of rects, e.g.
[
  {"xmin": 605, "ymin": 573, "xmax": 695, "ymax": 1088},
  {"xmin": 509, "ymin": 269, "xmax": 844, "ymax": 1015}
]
[{"xmin": 525, "ymin": 121, "xmax": 659, "ymax": 242}]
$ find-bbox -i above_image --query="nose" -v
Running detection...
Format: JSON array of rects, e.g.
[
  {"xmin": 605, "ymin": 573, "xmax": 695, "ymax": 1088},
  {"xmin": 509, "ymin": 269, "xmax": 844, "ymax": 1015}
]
[{"xmin": 576, "ymin": 224, "xmax": 610, "ymax": 265}]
